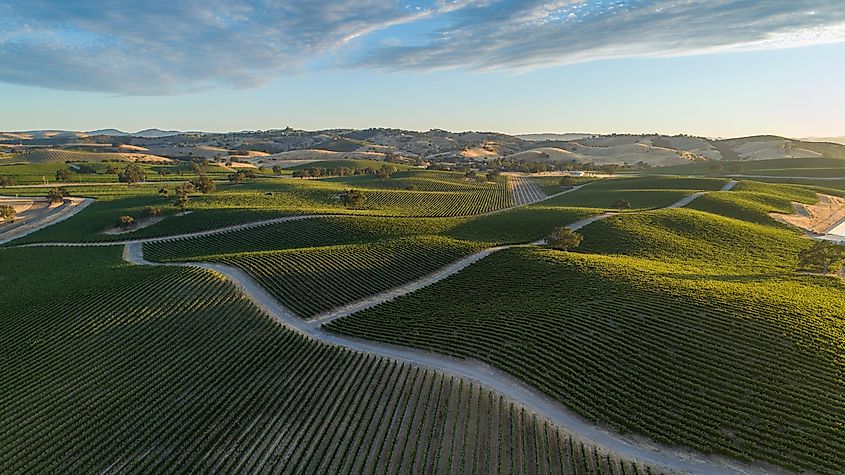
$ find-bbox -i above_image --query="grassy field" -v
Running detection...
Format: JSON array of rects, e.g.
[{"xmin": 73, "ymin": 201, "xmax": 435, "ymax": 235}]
[{"xmin": 0, "ymin": 246, "xmax": 663, "ymax": 473}]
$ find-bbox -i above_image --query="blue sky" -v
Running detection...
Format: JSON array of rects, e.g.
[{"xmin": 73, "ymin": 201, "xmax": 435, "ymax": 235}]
[{"xmin": 1, "ymin": 1, "xmax": 844, "ymax": 137}]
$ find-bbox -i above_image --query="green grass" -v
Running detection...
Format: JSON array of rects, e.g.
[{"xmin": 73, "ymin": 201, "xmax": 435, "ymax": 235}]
[
  {"xmin": 143, "ymin": 216, "xmax": 464, "ymax": 261},
  {"xmin": 327, "ymin": 246, "xmax": 845, "ymax": 473},
  {"xmin": 207, "ymin": 236, "xmax": 486, "ymax": 318},
  {"xmin": 1, "ymin": 246, "xmax": 656, "ymax": 473}
]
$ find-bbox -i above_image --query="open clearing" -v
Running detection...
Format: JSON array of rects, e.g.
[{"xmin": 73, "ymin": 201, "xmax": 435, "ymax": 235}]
[{"xmin": 771, "ymin": 193, "xmax": 845, "ymax": 235}]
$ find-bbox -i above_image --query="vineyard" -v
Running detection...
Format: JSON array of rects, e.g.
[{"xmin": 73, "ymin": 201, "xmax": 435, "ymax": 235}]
[
  {"xmin": 9, "ymin": 149, "xmax": 168, "ymax": 164},
  {"xmin": 327, "ymin": 246, "xmax": 845, "ymax": 473},
  {"xmin": 575, "ymin": 208, "xmax": 811, "ymax": 269},
  {"xmin": 324, "ymin": 170, "xmax": 500, "ymax": 192},
  {"xmin": 143, "ymin": 216, "xmax": 462, "ymax": 261},
  {"xmin": 445, "ymin": 206, "xmax": 599, "ymax": 244},
  {"xmin": 204, "ymin": 236, "xmax": 485, "ymax": 318},
  {"xmin": 539, "ymin": 176, "xmax": 731, "ymax": 210},
  {"xmin": 0, "ymin": 246, "xmax": 667, "ymax": 473}
]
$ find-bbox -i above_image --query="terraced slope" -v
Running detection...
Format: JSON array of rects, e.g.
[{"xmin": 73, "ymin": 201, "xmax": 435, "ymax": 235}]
[
  {"xmin": 0, "ymin": 246, "xmax": 662, "ymax": 474},
  {"xmin": 328, "ymin": 211, "xmax": 845, "ymax": 473}
]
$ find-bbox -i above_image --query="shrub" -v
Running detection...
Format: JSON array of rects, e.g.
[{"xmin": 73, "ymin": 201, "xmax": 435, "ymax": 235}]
[{"xmin": 116, "ymin": 215, "xmax": 136, "ymax": 229}]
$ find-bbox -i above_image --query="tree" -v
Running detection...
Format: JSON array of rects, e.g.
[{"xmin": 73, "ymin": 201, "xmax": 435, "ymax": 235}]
[
  {"xmin": 611, "ymin": 199, "xmax": 631, "ymax": 211},
  {"xmin": 47, "ymin": 187, "xmax": 66, "ymax": 203},
  {"xmin": 191, "ymin": 175, "xmax": 215, "ymax": 193},
  {"xmin": 118, "ymin": 163, "xmax": 145, "ymax": 187},
  {"xmin": 228, "ymin": 171, "xmax": 247, "ymax": 184},
  {"xmin": 464, "ymin": 170, "xmax": 477, "ymax": 180},
  {"xmin": 116, "ymin": 215, "xmax": 136, "ymax": 229},
  {"xmin": 486, "ymin": 170, "xmax": 500, "ymax": 182},
  {"xmin": 141, "ymin": 206, "xmax": 161, "ymax": 218},
  {"xmin": 173, "ymin": 183, "xmax": 194, "ymax": 212},
  {"xmin": 76, "ymin": 164, "xmax": 98, "ymax": 174},
  {"xmin": 799, "ymin": 241, "xmax": 845, "ymax": 274},
  {"xmin": 0, "ymin": 175, "xmax": 13, "ymax": 188},
  {"xmin": 55, "ymin": 167, "xmax": 71, "ymax": 182},
  {"xmin": 558, "ymin": 176, "xmax": 576, "ymax": 187},
  {"xmin": 339, "ymin": 189, "xmax": 366, "ymax": 208},
  {"xmin": 376, "ymin": 164, "xmax": 396, "ymax": 179},
  {"xmin": 158, "ymin": 187, "xmax": 169, "ymax": 196},
  {"xmin": 0, "ymin": 205, "xmax": 15, "ymax": 224},
  {"xmin": 105, "ymin": 164, "xmax": 120, "ymax": 174},
  {"xmin": 545, "ymin": 227, "xmax": 583, "ymax": 251},
  {"xmin": 272, "ymin": 165, "xmax": 283, "ymax": 176}
]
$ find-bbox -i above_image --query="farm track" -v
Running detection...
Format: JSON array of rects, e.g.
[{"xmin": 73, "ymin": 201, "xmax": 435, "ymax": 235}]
[
  {"xmin": 0, "ymin": 197, "xmax": 92, "ymax": 245},
  {"xmin": 18, "ymin": 179, "xmax": 765, "ymax": 474}
]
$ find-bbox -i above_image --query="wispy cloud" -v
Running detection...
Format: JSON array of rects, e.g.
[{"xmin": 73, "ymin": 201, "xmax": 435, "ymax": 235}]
[{"xmin": 1, "ymin": 1, "xmax": 843, "ymax": 94}]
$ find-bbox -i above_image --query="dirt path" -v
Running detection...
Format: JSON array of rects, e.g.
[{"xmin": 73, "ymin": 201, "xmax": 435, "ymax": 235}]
[{"xmin": 0, "ymin": 197, "xmax": 93, "ymax": 245}]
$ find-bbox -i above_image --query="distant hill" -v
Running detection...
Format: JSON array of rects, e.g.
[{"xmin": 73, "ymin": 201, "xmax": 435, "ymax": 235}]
[
  {"xmin": 4, "ymin": 127, "xmax": 845, "ymax": 168},
  {"xmin": 516, "ymin": 133, "xmax": 596, "ymax": 142},
  {"xmin": 86, "ymin": 128, "xmax": 184, "ymax": 138},
  {"xmin": 802, "ymin": 136, "xmax": 845, "ymax": 145}
]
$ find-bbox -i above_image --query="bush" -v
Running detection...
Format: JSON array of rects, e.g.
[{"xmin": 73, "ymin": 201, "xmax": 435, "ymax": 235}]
[
  {"xmin": 141, "ymin": 207, "xmax": 161, "ymax": 218},
  {"xmin": 0, "ymin": 205, "xmax": 15, "ymax": 223},
  {"xmin": 116, "ymin": 215, "xmax": 136, "ymax": 229},
  {"xmin": 339, "ymin": 189, "xmax": 366, "ymax": 208}
]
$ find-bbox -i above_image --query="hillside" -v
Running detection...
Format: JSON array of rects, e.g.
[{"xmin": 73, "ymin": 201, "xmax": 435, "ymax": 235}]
[
  {"xmin": 9, "ymin": 149, "xmax": 172, "ymax": 164},
  {"xmin": 5, "ymin": 128, "xmax": 845, "ymax": 169}
]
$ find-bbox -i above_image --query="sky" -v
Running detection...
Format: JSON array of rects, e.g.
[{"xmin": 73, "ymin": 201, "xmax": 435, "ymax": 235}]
[{"xmin": 1, "ymin": 0, "xmax": 844, "ymax": 138}]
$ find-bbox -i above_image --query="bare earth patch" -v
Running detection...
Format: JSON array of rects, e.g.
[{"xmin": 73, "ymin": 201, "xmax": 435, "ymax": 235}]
[
  {"xmin": 771, "ymin": 194, "xmax": 845, "ymax": 235},
  {"xmin": 102, "ymin": 216, "xmax": 165, "ymax": 235}
]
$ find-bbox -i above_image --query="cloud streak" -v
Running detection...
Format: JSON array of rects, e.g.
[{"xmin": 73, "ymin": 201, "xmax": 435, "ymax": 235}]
[{"xmin": 1, "ymin": 1, "xmax": 843, "ymax": 94}]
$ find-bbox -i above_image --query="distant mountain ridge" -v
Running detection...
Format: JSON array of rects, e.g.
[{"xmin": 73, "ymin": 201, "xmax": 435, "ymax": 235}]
[
  {"xmin": 802, "ymin": 136, "xmax": 845, "ymax": 145},
  {"xmin": 86, "ymin": 128, "xmax": 185, "ymax": 138},
  {"xmin": 4, "ymin": 127, "xmax": 845, "ymax": 166}
]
